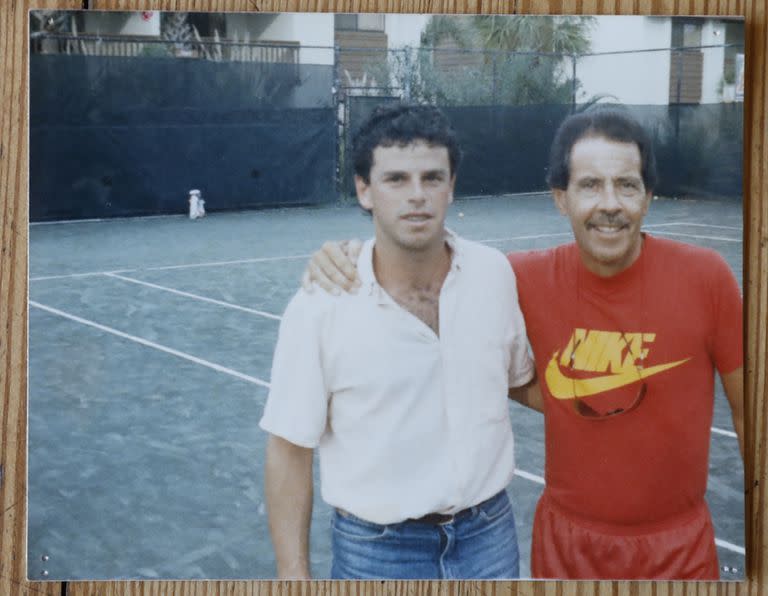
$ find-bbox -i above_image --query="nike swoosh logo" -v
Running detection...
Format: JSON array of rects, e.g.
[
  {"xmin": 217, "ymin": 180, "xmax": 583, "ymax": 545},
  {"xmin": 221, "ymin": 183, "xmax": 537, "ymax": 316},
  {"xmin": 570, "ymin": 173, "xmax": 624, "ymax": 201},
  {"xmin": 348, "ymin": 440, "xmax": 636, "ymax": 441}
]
[{"xmin": 545, "ymin": 352, "xmax": 691, "ymax": 399}]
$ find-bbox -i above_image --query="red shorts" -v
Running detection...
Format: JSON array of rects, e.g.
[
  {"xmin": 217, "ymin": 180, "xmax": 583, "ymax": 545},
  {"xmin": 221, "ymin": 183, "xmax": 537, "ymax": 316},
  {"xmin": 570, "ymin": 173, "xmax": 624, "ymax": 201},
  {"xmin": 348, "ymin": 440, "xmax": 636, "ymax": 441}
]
[{"xmin": 531, "ymin": 491, "xmax": 719, "ymax": 580}]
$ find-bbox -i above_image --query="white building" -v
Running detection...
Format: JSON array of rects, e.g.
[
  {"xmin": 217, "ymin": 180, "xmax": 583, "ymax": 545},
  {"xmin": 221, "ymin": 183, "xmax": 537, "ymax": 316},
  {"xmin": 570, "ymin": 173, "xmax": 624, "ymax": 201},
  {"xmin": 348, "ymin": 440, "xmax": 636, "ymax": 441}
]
[
  {"xmin": 576, "ymin": 16, "xmax": 744, "ymax": 105},
  {"xmin": 39, "ymin": 12, "xmax": 743, "ymax": 105}
]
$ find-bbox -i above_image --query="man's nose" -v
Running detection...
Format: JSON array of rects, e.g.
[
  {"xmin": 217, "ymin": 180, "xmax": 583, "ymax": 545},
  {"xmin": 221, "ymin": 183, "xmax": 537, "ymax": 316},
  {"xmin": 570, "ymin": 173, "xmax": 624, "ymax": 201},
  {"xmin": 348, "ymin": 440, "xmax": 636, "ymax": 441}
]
[
  {"xmin": 407, "ymin": 180, "xmax": 427, "ymax": 202},
  {"xmin": 596, "ymin": 183, "xmax": 621, "ymax": 210}
]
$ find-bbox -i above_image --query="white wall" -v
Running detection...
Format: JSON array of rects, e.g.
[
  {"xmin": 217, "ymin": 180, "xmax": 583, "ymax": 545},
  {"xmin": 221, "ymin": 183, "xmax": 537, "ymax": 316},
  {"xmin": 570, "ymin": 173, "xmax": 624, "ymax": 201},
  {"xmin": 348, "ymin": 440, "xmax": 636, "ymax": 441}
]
[
  {"xmin": 83, "ymin": 11, "xmax": 160, "ymax": 36},
  {"xmin": 575, "ymin": 16, "xmax": 671, "ymax": 105},
  {"xmin": 385, "ymin": 14, "xmax": 430, "ymax": 49},
  {"xmin": 225, "ymin": 13, "xmax": 334, "ymax": 65}
]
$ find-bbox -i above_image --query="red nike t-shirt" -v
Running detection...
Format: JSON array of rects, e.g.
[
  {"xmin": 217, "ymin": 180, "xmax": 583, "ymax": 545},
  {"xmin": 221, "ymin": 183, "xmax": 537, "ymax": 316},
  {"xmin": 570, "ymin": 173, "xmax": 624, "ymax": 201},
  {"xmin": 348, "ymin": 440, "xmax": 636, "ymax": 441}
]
[{"xmin": 509, "ymin": 234, "xmax": 742, "ymax": 525}]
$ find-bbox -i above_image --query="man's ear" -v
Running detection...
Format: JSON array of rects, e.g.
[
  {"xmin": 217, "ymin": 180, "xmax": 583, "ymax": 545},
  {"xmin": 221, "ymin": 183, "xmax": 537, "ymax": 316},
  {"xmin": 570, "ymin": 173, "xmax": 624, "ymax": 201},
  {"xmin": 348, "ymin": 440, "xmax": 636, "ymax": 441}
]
[
  {"xmin": 552, "ymin": 188, "xmax": 568, "ymax": 215},
  {"xmin": 355, "ymin": 175, "xmax": 372, "ymax": 211},
  {"xmin": 642, "ymin": 191, "xmax": 652, "ymax": 215},
  {"xmin": 448, "ymin": 175, "xmax": 456, "ymax": 204}
]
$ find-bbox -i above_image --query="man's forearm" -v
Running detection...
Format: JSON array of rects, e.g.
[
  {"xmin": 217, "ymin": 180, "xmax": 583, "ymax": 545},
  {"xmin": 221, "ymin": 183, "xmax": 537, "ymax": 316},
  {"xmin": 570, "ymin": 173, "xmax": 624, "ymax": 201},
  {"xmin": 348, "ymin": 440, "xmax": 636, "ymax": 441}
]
[
  {"xmin": 508, "ymin": 378, "xmax": 544, "ymax": 413},
  {"xmin": 264, "ymin": 435, "xmax": 315, "ymax": 579}
]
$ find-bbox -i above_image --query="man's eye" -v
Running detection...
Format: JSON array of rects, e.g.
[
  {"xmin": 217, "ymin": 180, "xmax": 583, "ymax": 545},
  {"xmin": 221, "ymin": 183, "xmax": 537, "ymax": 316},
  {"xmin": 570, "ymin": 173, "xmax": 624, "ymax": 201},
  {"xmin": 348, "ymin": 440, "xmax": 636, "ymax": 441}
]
[
  {"xmin": 580, "ymin": 179, "xmax": 598, "ymax": 189},
  {"xmin": 620, "ymin": 180, "xmax": 641, "ymax": 192}
]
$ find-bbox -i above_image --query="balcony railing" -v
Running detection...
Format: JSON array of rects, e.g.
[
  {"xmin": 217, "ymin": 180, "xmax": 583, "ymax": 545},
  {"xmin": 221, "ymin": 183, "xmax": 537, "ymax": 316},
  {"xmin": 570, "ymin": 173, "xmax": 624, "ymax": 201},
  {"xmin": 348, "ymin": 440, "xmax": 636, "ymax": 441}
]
[{"xmin": 30, "ymin": 33, "xmax": 300, "ymax": 66}]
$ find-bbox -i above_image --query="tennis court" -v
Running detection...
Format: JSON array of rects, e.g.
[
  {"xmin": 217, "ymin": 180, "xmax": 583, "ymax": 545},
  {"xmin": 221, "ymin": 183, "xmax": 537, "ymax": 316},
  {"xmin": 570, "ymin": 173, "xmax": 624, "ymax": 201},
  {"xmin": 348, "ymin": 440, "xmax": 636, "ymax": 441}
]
[{"xmin": 28, "ymin": 194, "xmax": 744, "ymax": 580}]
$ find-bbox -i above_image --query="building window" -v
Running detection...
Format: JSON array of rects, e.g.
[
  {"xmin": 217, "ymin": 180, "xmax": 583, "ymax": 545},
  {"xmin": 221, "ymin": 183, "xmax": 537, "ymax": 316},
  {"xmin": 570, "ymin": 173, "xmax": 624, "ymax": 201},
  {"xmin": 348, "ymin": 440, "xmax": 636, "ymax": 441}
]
[
  {"xmin": 669, "ymin": 19, "xmax": 703, "ymax": 104},
  {"xmin": 671, "ymin": 21, "xmax": 702, "ymax": 48},
  {"xmin": 334, "ymin": 14, "xmax": 385, "ymax": 32}
]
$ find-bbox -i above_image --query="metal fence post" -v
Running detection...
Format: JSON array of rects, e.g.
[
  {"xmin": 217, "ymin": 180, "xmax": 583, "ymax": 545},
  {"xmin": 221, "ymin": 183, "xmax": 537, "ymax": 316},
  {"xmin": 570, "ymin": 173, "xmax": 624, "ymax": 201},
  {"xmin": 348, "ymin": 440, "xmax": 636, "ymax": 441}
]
[
  {"xmin": 492, "ymin": 53, "xmax": 498, "ymax": 106},
  {"xmin": 333, "ymin": 44, "xmax": 343, "ymax": 196},
  {"xmin": 403, "ymin": 47, "xmax": 412, "ymax": 101},
  {"xmin": 571, "ymin": 54, "xmax": 577, "ymax": 113}
]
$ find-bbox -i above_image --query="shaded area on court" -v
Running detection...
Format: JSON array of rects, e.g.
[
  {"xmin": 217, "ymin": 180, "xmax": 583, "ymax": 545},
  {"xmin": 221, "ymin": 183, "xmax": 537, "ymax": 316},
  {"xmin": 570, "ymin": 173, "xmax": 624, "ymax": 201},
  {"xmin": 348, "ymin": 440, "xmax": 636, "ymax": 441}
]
[{"xmin": 28, "ymin": 195, "xmax": 745, "ymax": 580}]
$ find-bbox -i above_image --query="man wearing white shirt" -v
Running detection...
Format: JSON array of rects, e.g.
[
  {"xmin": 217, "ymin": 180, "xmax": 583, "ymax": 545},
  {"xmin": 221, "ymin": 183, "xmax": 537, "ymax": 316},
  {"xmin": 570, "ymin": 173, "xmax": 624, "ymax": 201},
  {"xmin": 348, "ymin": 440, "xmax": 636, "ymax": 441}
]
[{"xmin": 260, "ymin": 104, "xmax": 534, "ymax": 579}]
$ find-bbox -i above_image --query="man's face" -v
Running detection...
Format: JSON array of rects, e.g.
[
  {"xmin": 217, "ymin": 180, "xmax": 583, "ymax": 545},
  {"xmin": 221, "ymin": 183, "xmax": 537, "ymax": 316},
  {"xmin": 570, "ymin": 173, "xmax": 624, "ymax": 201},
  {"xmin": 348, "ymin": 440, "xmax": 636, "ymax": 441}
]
[
  {"xmin": 355, "ymin": 141, "xmax": 455, "ymax": 254},
  {"xmin": 553, "ymin": 135, "xmax": 651, "ymax": 277}
]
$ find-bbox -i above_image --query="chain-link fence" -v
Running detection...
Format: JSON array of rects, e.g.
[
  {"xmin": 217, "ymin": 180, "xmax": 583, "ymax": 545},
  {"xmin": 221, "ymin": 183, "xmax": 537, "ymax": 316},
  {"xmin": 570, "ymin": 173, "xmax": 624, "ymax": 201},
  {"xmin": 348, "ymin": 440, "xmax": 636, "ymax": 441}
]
[{"xmin": 336, "ymin": 43, "xmax": 744, "ymax": 200}]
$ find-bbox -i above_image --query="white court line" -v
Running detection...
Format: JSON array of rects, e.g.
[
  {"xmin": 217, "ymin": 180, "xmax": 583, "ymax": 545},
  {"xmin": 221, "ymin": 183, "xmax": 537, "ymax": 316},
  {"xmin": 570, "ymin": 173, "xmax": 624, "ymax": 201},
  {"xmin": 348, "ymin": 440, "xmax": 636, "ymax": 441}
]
[
  {"xmin": 712, "ymin": 427, "xmax": 739, "ymax": 438},
  {"xmin": 715, "ymin": 539, "xmax": 746, "ymax": 556},
  {"xmin": 134, "ymin": 253, "xmax": 311, "ymax": 273},
  {"xmin": 30, "ymin": 218, "xmax": 105, "ymax": 225},
  {"xmin": 643, "ymin": 222, "xmax": 742, "ymax": 231},
  {"xmin": 478, "ymin": 228, "xmax": 740, "ymax": 246},
  {"xmin": 481, "ymin": 232, "xmax": 573, "ymax": 244},
  {"xmin": 30, "ymin": 271, "xmax": 115, "ymax": 282},
  {"xmin": 29, "ymin": 301, "xmax": 271, "ymax": 389},
  {"xmin": 30, "ymin": 214, "xmax": 188, "ymax": 226},
  {"xmin": 103, "ymin": 272, "xmax": 282, "ymax": 321},
  {"xmin": 648, "ymin": 231, "xmax": 741, "ymax": 243},
  {"xmin": 514, "ymin": 469, "xmax": 545, "ymax": 485},
  {"xmin": 30, "ymin": 253, "xmax": 312, "ymax": 282}
]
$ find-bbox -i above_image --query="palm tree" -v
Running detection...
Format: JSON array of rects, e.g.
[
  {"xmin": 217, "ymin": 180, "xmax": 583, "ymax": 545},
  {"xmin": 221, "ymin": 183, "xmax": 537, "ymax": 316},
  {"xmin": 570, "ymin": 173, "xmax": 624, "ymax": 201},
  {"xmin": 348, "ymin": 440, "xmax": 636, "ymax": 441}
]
[
  {"xmin": 420, "ymin": 15, "xmax": 473, "ymax": 48},
  {"xmin": 412, "ymin": 15, "xmax": 595, "ymax": 106},
  {"xmin": 471, "ymin": 15, "xmax": 595, "ymax": 55}
]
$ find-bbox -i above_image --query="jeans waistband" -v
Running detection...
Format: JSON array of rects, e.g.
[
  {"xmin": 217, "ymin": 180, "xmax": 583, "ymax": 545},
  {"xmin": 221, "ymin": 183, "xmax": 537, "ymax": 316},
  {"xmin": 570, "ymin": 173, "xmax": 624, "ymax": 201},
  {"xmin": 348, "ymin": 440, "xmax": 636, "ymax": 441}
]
[{"xmin": 336, "ymin": 490, "xmax": 507, "ymax": 527}]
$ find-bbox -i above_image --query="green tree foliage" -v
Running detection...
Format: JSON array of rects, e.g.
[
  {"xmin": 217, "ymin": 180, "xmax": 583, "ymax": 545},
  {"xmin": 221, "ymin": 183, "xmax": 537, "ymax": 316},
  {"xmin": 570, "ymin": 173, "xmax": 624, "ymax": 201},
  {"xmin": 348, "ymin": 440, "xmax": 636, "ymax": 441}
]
[
  {"xmin": 162, "ymin": 12, "xmax": 194, "ymax": 54},
  {"xmin": 31, "ymin": 10, "xmax": 71, "ymax": 34},
  {"xmin": 365, "ymin": 15, "xmax": 596, "ymax": 106},
  {"xmin": 471, "ymin": 15, "xmax": 594, "ymax": 54}
]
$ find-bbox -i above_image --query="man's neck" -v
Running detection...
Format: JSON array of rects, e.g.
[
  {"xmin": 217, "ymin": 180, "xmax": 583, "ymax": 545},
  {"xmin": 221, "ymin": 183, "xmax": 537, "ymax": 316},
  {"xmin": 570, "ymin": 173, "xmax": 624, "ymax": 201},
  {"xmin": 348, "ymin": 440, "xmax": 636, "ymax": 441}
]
[{"xmin": 372, "ymin": 237, "xmax": 452, "ymax": 293}]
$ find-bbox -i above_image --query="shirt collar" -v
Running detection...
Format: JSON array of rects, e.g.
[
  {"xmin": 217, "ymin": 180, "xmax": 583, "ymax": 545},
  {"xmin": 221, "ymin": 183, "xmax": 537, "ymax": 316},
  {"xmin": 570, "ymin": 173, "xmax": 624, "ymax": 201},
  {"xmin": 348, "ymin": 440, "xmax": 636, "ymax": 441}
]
[{"xmin": 357, "ymin": 229, "xmax": 463, "ymax": 303}]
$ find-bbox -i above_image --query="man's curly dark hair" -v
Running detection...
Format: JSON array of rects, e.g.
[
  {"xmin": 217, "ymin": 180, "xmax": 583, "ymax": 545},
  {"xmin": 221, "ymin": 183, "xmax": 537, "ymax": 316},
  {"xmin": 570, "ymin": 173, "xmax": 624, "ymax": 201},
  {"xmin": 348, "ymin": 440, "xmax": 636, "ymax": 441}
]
[{"xmin": 352, "ymin": 103, "xmax": 462, "ymax": 184}]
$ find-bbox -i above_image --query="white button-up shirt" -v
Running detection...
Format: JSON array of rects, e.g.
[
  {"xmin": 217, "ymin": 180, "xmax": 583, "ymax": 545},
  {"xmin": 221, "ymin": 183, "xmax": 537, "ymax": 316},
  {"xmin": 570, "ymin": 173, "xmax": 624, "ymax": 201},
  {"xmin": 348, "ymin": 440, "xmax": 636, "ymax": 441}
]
[{"xmin": 260, "ymin": 232, "xmax": 534, "ymax": 524}]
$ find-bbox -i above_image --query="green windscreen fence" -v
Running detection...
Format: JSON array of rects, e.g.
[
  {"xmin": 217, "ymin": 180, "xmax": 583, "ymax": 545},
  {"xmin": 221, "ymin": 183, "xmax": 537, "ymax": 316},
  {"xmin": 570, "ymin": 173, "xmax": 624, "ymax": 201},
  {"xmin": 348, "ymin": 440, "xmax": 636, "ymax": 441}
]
[
  {"xmin": 343, "ymin": 99, "xmax": 743, "ymax": 201},
  {"xmin": 31, "ymin": 51, "xmax": 743, "ymax": 222},
  {"xmin": 30, "ymin": 54, "xmax": 337, "ymax": 221}
]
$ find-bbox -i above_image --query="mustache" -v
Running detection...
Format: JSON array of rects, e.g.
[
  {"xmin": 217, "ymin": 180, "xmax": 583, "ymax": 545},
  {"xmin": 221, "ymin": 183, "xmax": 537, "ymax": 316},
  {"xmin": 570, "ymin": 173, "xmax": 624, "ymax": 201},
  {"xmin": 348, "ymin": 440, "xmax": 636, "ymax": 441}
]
[{"xmin": 588, "ymin": 214, "xmax": 630, "ymax": 227}]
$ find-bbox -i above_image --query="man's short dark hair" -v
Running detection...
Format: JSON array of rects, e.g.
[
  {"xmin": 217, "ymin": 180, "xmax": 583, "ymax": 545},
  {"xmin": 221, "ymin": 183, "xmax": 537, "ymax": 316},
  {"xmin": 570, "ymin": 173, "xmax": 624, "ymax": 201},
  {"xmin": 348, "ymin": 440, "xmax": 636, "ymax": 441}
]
[
  {"xmin": 352, "ymin": 103, "xmax": 462, "ymax": 184},
  {"xmin": 546, "ymin": 109, "xmax": 658, "ymax": 193}
]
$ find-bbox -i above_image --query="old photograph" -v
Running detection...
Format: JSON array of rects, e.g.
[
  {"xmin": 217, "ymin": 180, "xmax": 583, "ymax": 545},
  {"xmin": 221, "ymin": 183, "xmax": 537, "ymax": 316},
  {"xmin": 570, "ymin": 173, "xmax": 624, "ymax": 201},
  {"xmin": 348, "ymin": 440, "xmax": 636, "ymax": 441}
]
[{"xmin": 28, "ymin": 11, "xmax": 745, "ymax": 580}]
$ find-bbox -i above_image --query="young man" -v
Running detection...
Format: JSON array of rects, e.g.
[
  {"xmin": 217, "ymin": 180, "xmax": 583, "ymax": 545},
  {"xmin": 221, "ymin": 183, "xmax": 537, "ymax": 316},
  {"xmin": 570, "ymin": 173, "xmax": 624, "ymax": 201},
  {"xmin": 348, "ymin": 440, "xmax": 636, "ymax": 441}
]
[
  {"xmin": 305, "ymin": 108, "xmax": 744, "ymax": 579},
  {"xmin": 260, "ymin": 104, "xmax": 534, "ymax": 579}
]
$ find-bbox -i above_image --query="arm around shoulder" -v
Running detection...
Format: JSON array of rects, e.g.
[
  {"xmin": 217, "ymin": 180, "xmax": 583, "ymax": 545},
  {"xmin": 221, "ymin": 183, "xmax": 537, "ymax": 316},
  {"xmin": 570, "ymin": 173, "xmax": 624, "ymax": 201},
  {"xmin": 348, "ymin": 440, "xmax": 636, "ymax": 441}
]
[{"xmin": 508, "ymin": 376, "xmax": 544, "ymax": 413}]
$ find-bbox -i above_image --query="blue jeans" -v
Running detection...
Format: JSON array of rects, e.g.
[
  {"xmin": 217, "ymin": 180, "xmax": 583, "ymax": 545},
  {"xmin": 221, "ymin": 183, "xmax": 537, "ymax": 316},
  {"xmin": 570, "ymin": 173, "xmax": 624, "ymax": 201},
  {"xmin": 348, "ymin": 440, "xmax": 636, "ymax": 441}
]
[{"xmin": 330, "ymin": 490, "xmax": 520, "ymax": 579}]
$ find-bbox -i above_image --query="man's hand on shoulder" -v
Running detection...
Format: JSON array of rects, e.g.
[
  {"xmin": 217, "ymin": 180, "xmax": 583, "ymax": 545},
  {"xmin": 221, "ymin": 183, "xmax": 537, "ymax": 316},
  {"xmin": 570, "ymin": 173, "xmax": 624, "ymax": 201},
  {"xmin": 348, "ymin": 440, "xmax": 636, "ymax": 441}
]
[{"xmin": 302, "ymin": 239, "xmax": 363, "ymax": 295}]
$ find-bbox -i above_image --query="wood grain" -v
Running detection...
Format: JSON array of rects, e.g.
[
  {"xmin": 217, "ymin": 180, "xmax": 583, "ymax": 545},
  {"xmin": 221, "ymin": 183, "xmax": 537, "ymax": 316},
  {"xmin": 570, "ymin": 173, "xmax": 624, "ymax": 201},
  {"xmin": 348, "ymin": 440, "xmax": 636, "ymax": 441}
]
[
  {"xmin": 1, "ymin": 1, "xmax": 80, "ymax": 595},
  {"xmin": 4, "ymin": 1, "xmax": 765, "ymax": 595}
]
